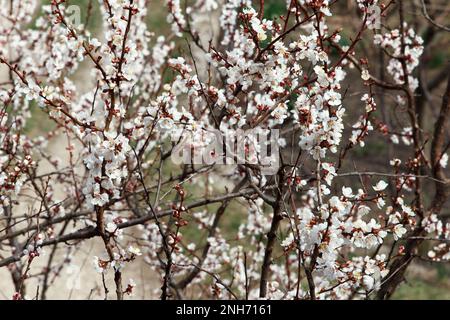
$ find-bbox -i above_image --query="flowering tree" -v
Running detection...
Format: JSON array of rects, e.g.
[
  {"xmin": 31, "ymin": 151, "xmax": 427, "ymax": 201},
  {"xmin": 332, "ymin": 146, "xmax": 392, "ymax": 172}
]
[{"xmin": 0, "ymin": 0, "xmax": 449, "ymax": 300}]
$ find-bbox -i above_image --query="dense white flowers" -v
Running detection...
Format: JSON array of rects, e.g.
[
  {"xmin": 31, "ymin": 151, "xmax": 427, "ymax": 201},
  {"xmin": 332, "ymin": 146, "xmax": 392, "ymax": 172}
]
[
  {"xmin": 374, "ymin": 26, "xmax": 424, "ymax": 91},
  {"xmin": 1, "ymin": 0, "xmax": 446, "ymax": 301}
]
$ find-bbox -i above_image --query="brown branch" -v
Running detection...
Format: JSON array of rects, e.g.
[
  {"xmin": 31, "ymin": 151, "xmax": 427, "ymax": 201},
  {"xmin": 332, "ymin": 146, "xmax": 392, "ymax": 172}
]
[{"xmin": 259, "ymin": 168, "xmax": 285, "ymax": 298}]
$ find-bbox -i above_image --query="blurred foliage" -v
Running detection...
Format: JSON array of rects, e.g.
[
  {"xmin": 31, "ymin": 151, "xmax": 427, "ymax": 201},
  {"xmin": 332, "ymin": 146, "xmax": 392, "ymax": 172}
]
[
  {"xmin": 393, "ymin": 279, "xmax": 450, "ymax": 300},
  {"xmin": 24, "ymin": 102, "xmax": 56, "ymax": 135},
  {"xmin": 428, "ymin": 52, "xmax": 446, "ymax": 69},
  {"xmin": 264, "ymin": 0, "xmax": 286, "ymax": 19}
]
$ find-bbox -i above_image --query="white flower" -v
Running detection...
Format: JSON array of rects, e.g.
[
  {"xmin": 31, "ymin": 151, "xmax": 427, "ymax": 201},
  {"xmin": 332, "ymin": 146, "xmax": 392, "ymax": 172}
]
[
  {"xmin": 106, "ymin": 222, "xmax": 118, "ymax": 233},
  {"xmin": 322, "ymin": 162, "xmax": 336, "ymax": 185},
  {"xmin": 376, "ymin": 197, "xmax": 386, "ymax": 209},
  {"xmin": 390, "ymin": 135, "xmax": 399, "ymax": 144},
  {"xmin": 128, "ymin": 245, "xmax": 142, "ymax": 256},
  {"xmin": 93, "ymin": 256, "xmax": 108, "ymax": 273},
  {"xmin": 373, "ymin": 180, "xmax": 388, "ymax": 192},
  {"xmin": 112, "ymin": 34, "xmax": 123, "ymax": 46},
  {"xmin": 362, "ymin": 275, "xmax": 375, "ymax": 290},
  {"xmin": 361, "ymin": 69, "xmax": 371, "ymax": 81},
  {"xmin": 353, "ymin": 230, "xmax": 366, "ymax": 248},
  {"xmin": 324, "ymin": 90, "xmax": 341, "ymax": 106},
  {"xmin": 439, "ymin": 153, "xmax": 448, "ymax": 168},
  {"xmin": 281, "ymin": 233, "xmax": 294, "ymax": 248},
  {"xmin": 257, "ymin": 31, "xmax": 267, "ymax": 41},
  {"xmin": 357, "ymin": 205, "xmax": 370, "ymax": 216},
  {"xmin": 271, "ymin": 102, "xmax": 288, "ymax": 123},
  {"xmin": 23, "ymin": 79, "xmax": 41, "ymax": 101},
  {"xmin": 393, "ymin": 224, "xmax": 407, "ymax": 240},
  {"xmin": 90, "ymin": 38, "xmax": 101, "ymax": 48},
  {"xmin": 390, "ymin": 158, "xmax": 401, "ymax": 166},
  {"xmin": 314, "ymin": 65, "xmax": 329, "ymax": 87},
  {"xmin": 342, "ymin": 186, "xmax": 354, "ymax": 198}
]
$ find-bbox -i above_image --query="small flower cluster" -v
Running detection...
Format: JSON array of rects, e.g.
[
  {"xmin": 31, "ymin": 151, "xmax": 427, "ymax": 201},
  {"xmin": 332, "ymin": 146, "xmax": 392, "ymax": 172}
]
[{"xmin": 374, "ymin": 26, "xmax": 424, "ymax": 91}]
